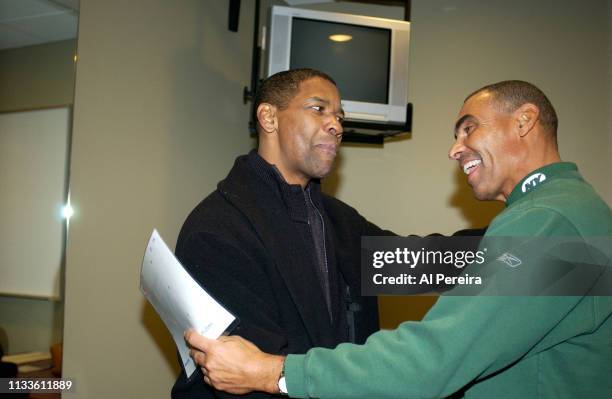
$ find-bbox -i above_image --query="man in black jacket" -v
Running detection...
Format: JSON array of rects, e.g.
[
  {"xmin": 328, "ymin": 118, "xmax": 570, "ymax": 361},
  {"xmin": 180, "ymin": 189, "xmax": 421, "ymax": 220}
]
[{"xmin": 171, "ymin": 69, "xmax": 389, "ymax": 398}]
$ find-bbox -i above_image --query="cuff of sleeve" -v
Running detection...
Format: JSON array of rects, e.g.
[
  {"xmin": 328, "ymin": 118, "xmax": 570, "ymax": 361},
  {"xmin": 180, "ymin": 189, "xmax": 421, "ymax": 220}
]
[{"xmin": 285, "ymin": 354, "xmax": 308, "ymax": 398}]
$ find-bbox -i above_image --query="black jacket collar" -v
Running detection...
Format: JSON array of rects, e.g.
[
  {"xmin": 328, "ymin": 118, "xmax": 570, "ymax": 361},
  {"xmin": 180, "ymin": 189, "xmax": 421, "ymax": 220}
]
[
  {"xmin": 216, "ymin": 151, "xmax": 338, "ymax": 347},
  {"xmin": 245, "ymin": 150, "xmax": 324, "ymax": 223}
]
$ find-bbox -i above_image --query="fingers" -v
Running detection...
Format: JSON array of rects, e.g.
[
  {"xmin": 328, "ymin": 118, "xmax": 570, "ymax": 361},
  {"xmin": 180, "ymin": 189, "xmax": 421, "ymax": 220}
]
[
  {"xmin": 185, "ymin": 329, "xmax": 214, "ymax": 351},
  {"xmin": 190, "ymin": 348, "xmax": 206, "ymax": 367},
  {"xmin": 185, "ymin": 331, "xmax": 268, "ymax": 394},
  {"xmin": 201, "ymin": 366, "xmax": 211, "ymax": 385}
]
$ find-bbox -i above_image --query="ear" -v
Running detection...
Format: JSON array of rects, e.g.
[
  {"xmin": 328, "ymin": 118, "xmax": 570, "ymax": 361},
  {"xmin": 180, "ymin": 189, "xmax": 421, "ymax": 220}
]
[
  {"xmin": 256, "ymin": 103, "xmax": 278, "ymax": 134},
  {"xmin": 514, "ymin": 103, "xmax": 539, "ymax": 137}
]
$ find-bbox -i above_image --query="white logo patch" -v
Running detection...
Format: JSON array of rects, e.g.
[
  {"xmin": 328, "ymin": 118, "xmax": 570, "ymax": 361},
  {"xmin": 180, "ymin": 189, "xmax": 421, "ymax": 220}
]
[
  {"xmin": 497, "ymin": 253, "xmax": 522, "ymax": 268},
  {"xmin": 521, "ymin": 173, "xmax": 546, "ymax": 193}
]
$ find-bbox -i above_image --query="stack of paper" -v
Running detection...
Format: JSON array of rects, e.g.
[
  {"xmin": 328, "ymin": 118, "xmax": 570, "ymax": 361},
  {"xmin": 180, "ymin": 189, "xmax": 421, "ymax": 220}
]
[{"xmin": 140, "ymin": 230, "xmax": 237, "ymax": 377}]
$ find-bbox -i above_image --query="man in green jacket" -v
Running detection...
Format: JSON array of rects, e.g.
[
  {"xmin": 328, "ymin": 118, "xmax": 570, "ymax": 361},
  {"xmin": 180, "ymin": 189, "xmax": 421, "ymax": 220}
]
[{"xmin": 185, "ymin": 80, "xmax": 612, "ymax": 398}]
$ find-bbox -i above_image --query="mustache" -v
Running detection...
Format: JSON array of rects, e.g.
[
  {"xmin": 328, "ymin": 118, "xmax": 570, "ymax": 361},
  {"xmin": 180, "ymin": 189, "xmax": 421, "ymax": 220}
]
[{"xmin": 458, "ymin": 152, "xmax": 481, "ymax": 164}]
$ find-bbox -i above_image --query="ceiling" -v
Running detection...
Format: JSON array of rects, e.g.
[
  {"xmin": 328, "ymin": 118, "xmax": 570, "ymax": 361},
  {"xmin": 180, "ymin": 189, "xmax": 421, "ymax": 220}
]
[
  {"xmin": 0, "ymin": 0, "xmax": 79, "ymax": 51},
  {"xmin": 0, "ymin": 0, "xmax": 405, "ymax": 51}
]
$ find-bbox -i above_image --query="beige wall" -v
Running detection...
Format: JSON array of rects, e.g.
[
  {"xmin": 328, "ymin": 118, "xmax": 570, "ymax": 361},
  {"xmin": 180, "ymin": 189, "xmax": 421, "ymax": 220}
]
[
  {"xmin": 314, "ymin": 0, "xmax": 612, "ymax": 326},
  {"xmin": 328, "ymin": 0, "xmax": 610, "ymax": 236},
  {"xmin": 0, "ymin": 40, "xmax": 76, "ymax": 111},
  {"xmin": 0, "ymin": 40, "xmax": 75, "ymax": 355},
  {"xmin": 62, "ymin": 0, "xmax": 254, "ymax": 397},
  {"xmin": 61, "ymin": 0, "xmax": 611, "ymax": 397}
]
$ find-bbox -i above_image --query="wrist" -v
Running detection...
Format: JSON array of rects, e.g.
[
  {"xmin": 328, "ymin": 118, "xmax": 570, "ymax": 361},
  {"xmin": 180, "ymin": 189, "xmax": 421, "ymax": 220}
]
[
  {"xmin": 277, "ymin": 356, "xmax": 288, "ymax": 396},
  {"xmin": 263, "ymin": 355, "xmax": 286, "ymax": 394}
]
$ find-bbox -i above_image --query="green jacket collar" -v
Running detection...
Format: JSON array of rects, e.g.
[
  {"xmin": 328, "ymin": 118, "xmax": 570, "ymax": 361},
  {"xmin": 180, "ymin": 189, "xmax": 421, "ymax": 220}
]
[{"xmin": 506, "ymin": 162, "xmax": 580, "ymax": 207}]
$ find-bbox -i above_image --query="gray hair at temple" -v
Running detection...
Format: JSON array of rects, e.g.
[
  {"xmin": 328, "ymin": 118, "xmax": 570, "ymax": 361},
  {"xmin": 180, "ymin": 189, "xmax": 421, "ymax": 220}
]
[{"xmin": 465, "ymin": 80, "xmax": 559, "ymax": 135}]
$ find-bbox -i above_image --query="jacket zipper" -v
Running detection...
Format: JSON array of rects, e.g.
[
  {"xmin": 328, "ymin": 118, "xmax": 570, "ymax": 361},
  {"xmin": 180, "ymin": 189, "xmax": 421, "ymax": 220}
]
[{"xmin": 306, "ymin": 189, "xmax": 332, "ymax": 322}]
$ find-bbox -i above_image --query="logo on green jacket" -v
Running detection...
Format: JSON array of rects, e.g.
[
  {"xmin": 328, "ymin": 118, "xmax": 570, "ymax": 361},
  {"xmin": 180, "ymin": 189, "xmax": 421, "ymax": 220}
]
[
  {"xmin": 497, "ymin": 252, "xmax": 522, "ymax": 268},
  {"xmin": 521, "ymin": 173, "xmax": 546, "ymax": 193}
]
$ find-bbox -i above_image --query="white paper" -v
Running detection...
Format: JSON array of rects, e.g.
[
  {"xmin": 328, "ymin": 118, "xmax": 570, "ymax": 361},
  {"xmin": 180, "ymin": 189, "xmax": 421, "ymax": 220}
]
[{"xmin": 140, "ymin": 229, "xmax": 236, "ymax": 377}]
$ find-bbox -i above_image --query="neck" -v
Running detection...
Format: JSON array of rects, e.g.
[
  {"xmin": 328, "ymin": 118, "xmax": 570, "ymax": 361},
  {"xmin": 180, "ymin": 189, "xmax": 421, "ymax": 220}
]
[
  {"xmin": 501, "ymin": 143, "xmax": 561, "ymax": 202},
  {"xmin": 257, "ymin": 147, "xmax": 309, "ymax": 188}
]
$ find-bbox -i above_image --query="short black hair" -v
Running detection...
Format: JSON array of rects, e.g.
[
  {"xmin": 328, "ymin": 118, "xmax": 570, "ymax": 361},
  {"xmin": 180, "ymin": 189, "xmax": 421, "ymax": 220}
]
[
  {"xmin": 465, "ymin": 80, "xmax": 558, "ymax": 134},
  {"xmin": 254, "ymin": 68, "xmax": 337, "ymax": 111}
]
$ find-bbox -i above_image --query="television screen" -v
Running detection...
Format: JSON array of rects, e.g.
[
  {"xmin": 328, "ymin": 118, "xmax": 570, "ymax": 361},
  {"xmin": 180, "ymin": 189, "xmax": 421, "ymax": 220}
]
[{"xmin": 289, "ymin": 18, "xmax": 391, "ymax": 104}]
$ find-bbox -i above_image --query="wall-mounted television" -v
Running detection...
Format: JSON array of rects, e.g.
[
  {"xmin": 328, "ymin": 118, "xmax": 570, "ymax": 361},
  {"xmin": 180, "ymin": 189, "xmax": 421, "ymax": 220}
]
[{"xmin": 266, "ymin": 6, "xmax": 410, "ymax": 127}]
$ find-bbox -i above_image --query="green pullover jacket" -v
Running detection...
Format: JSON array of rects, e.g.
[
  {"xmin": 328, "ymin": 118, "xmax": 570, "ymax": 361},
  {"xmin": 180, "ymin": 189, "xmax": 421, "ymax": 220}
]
[{"xmin": 285, "ymin": 162, "xmax": 612, "ymax": 399}]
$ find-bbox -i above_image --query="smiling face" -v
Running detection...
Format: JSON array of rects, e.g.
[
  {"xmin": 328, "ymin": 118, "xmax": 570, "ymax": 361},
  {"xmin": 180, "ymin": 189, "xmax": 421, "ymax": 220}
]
[
  {"xmin": 260, "ymin": 77, "xmax": 344, "ymax": 187},
  {"xmin": 449, "ymin": 91, "xmax": 523, "ymax": 201}
]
